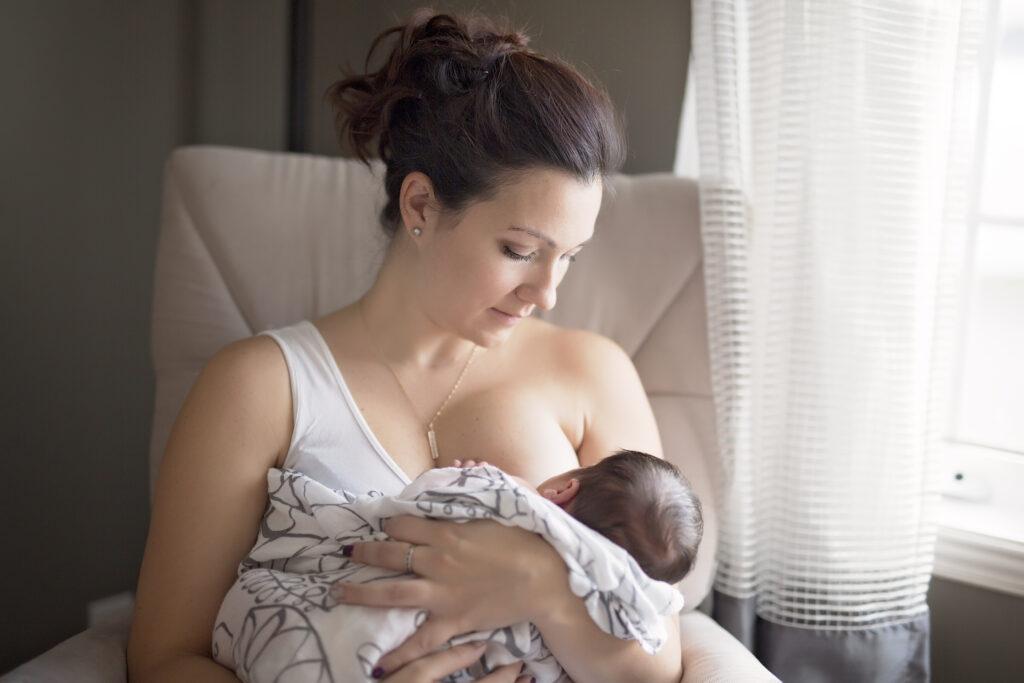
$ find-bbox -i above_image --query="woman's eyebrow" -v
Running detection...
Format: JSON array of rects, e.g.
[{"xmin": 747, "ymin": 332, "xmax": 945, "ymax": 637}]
[{"xmin": 507, "ymin": 224, "xmax": 592, "ymax": 250}]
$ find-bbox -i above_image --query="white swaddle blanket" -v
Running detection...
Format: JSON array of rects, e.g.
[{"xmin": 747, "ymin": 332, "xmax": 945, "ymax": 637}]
[{"xmin": 212, "ymin": 464, "xmax": 684, "ymax": 682}]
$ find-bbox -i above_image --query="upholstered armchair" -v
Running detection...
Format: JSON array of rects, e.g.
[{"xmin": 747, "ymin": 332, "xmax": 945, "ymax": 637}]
[{"xmin": 2, "ymin": 146, "xmax": 777, "ymax": 682}]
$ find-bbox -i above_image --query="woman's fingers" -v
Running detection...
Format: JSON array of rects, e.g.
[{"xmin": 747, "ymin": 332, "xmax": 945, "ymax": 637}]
[
  {"xmin": 381, "ymin": 515, "xmax": 454, "ymax": 547},
  {"xmin": 331, "ymin": 577, "xmax": 431, "ymax": 609},
  {"xmin": 379, "ymin": 640, "xmax": 486, "ymax": 682},
  {"xmin": 453, "ymin": 459, "xmax": 489, "ymax": 468},
  {"xmin": 342, "ymin": 538, "xmax": 440, "ymax": 574},
  {"xmin": 375, "ymin": 615, "xmax": 462, "ymax": 675}
]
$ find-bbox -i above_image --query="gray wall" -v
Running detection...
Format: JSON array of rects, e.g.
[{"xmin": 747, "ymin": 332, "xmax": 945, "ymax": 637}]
[
  {"xmin": 929, "ymin": 577, "xmax": 1024, "ymax": 683},
  {"xmin": 1, "ymin": 0, "xmax": 185, "ymax": 671},
  {"xmin": 2, "ymin": 1, "xmax": 1020, "ymax": 680},
  {"xmin": 0, "ymin": 0, "xmax": 288, "ymax": 672},
  {"xmin": 192, "ymin": 0, "xmax": 290, "ymax": 149}
]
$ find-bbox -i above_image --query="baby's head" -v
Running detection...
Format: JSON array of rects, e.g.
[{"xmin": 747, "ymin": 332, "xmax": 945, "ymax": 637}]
[{"xmin": 535, "ymin": 450, "xmax": 704, "ymax": 584}]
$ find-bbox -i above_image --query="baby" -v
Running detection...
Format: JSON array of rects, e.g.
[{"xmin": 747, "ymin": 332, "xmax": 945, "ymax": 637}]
[{"xmin": 456, "ymin": 449, "xmax": 704, "ymax": 584}]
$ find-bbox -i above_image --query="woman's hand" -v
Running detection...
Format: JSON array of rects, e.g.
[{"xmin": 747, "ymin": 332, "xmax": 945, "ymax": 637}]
[
  {"xmin": 380, "ymin": 641, "xmax": 531, "ymax": 683},
  {"xmin": 331, "ymin": 515, "xmax": 566, "ymax": 678},
  {"xmin": 452, "ymin": 458, "xmax": 488, "ymax": 468}
]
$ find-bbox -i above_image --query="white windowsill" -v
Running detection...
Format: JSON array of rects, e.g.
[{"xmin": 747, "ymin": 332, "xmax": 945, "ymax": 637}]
[{"xmin": 934, "ymin": 442, "xmax": 1024, "ymax": 597}]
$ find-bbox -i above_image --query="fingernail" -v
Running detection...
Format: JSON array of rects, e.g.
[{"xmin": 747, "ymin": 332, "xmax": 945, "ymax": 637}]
[
  {"xmin": 330, "ymin": 584, "xmax": 344, "ymax": 600},
  {"xmin": 371, "ymin": 666, "xmax": 385, "ymax": 679},
  {"xmin": 341, "ymin": 544, "xmax": 354, "ymax": 557}
]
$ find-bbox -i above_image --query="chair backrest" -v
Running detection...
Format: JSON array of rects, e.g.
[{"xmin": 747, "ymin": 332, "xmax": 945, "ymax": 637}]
[{"xmin": 149, "ymin": 145, "xmax": 717, "ymax": 609}]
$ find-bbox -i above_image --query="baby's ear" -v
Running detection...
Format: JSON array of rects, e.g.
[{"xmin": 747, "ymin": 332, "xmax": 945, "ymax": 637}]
[{"xmin": 545, "ymin": 478, "xmax": 579, "ymax": 506}]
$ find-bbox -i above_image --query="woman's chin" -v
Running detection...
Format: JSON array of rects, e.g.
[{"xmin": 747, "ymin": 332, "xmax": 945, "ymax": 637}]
[
  {"xmin": 475, "ymin": 329, "xmax": 511, "ymax": 349},
  {"xmin": 471, "ymin": 317, "xmax": 518, "ymax": 347}
]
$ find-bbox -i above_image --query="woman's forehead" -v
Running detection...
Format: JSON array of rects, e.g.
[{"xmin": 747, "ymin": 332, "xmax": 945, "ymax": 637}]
[
  {"xmin": 477, "ymin": 169, "xmax": 603, "ymax": 243},
  {"xmin": 505, "ymin": 224, "xmax": 593, "ymax": 251}
]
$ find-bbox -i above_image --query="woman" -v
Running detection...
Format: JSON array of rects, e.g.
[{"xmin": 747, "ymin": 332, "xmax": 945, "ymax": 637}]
[{"xmin": 127, "ymin": 9, "xmax": 682, "ymax": 683}]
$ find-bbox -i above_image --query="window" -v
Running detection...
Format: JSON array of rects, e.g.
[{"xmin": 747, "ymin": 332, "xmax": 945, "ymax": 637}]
[
  {"xmin": 936, "ymin": 0, "xmax": 1024, "ymax": 598},
  {"xmin": 951, "ymin": 0, "xmax": 1024, "ymax": 456}
]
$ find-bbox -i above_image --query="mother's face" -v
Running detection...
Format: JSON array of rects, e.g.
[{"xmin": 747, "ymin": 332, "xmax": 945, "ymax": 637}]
[{"xmin": 408, "ymin": 168, "xmax": 604, "ymax": 346}]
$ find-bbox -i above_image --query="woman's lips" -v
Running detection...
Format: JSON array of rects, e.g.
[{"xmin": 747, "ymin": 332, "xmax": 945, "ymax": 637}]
[{"xmin": 490, "ymin": 308, "xmax": 523, "ymax": 324}]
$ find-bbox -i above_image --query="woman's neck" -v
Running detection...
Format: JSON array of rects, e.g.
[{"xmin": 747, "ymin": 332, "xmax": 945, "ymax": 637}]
[{"xmin": 358, "ymin": 245, "xmax": 477, "ymax": 373}]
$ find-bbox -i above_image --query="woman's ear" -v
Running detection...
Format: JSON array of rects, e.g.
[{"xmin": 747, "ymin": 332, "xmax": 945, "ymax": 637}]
[
  {"xmin": 542, "ymin": 478, "xmax": 580, "ymax": 507},
  {"xmin": 399, "ymin": 171, "xmax": 439, "ymax": 239}
]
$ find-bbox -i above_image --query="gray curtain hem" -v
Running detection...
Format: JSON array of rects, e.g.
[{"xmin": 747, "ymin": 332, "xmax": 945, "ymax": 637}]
[{"xmin": 712, "ymin": 589, "xmax": 930, "ymax": 682}]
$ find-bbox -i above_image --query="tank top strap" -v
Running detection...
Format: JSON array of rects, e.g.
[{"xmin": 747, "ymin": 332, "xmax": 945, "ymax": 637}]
[{"xmin": 256, "ymin": 319, "xmax": 410, "ymax": 495}]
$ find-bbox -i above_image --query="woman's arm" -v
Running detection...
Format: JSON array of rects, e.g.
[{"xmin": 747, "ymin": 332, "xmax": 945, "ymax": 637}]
[
  {"xmin": 128, "ymin": 654, "xmax": 241, "ymax": 683},
  {"xmin": 126, "ymin": 338, "xmax": 292, "ymax": 682},
  {"xmin": 531, "ymin": 330, "xmax": 682, "ymax": 683},
  {"xmin": 534, "ymin": 568, "xmax": 683, "ymax": 683}
]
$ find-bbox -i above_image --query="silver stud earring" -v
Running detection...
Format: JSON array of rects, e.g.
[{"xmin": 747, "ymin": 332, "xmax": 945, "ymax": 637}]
[{"xmin": 411, "ymin": 227, "xmax": 422, "ymax": 236}]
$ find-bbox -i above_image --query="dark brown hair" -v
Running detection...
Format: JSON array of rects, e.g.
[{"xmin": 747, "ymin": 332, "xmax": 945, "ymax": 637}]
[
  {"xmin": 567, "ymin": 450, "xmax": 704, "ymax": 584},
  {"xmin": 324, "ymin": 8, "xmax": 627, "ymax": 238}
]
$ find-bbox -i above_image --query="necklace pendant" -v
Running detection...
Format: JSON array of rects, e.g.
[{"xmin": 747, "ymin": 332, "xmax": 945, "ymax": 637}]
[{"xmin": 427, "ymin": 428, "xmax": 439, "ymax": 462}]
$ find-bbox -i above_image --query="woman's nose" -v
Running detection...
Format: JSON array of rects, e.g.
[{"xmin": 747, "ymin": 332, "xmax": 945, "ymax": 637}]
[{"xmin": 517, "ymin": 269, "xmax": 559, "ymax": 311}]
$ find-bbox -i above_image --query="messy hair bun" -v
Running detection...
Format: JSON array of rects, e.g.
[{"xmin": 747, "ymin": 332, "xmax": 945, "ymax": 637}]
[{"xmin": 324, "ymin": 8, "xmax": 626, "ymax": 238}]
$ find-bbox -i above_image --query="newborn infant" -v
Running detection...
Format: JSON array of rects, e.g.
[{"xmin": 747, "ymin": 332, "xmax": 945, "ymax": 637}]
[
  {"xmin": 461, "ymin": 449, "xmax": 704, "ymax": 584},
  {"xmin": 212, "ymin": 449, "xmax": 702, "ymax": 682}
]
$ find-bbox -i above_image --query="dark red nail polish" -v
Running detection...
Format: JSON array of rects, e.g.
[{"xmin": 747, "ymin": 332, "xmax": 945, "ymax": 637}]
[
  {"xmin": 342, "ymin": 544, "xmax": 354, "ymax": 557},
  {"xmin": 371, "ymin": 666, "xmax": 385, "ymax": 679}
]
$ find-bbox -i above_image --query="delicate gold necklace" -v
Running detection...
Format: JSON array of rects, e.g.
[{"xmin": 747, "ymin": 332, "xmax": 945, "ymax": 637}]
[{"xmin": 357, "ymin": 300, "xmax": 479, "ymax": 465}]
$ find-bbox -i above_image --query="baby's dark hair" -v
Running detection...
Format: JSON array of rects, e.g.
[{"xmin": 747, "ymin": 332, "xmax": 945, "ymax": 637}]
[
  {"xmin": 567, "ymin": 450, "xmax": 703, "ymax": 584},
  {"xmin": 324, "ymin": 7, "xmax": 626, "ymax": 238}
]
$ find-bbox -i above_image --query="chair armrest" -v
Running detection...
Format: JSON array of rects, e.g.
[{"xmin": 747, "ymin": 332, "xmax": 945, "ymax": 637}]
[
  {"xmin": 679, "ymin": 611, "xmax": 780, "ymax": 683},
  {"xmin": 0, "ymin": 619, "xmax": 129, "ymax": 683}
]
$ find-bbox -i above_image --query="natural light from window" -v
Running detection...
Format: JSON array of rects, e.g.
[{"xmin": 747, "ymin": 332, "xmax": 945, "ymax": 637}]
[
  {"xmin": 951, "ymin": 0, "xmax": 1024, "ymax": 457},
  {"xmin": 934, "ymin": 1, "xmax": 1024, "ymax": 599}
]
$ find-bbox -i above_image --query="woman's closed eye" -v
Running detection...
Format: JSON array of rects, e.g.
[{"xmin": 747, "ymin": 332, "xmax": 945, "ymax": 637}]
[{"xmin": 502, "ymin": 245, "xmax": 578, "ymax": 263}]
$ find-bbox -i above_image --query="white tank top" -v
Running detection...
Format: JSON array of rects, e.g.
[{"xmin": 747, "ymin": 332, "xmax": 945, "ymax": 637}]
[{"xmin": 257, "ymin": 319, "xmax": 412, "ymax": 495}]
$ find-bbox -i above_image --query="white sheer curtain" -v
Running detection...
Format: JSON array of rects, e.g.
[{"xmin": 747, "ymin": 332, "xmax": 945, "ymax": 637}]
[{"xmin": 689, "ymin": 0, "xmax": 988, "ymax": 678}]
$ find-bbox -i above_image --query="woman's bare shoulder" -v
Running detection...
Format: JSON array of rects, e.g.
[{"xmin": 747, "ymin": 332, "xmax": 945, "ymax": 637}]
[
  {"xmin": 523, "ymin": 318, "xmax": 628, "ymax": 372},
  {"xmin": 221, "ymin": 333, "xmax": 290, "ymax": 378},
  {"xmin": 518, "ymin": 319, "xmax": 636, "ymax": 394},
  {"xmin": 214, "ymin": 334, "xmax": 294, "ymax": 466}
]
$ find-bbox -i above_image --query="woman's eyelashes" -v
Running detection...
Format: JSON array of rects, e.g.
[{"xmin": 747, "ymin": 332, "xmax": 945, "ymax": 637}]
[{"xmin": 501, "ymin": 245, "xmax": 578, "ymax": 263}]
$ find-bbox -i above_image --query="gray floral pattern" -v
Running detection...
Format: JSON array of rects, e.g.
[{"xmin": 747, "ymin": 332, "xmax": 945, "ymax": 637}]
[{"xmin": 212, "ymin": 465, "xmax": 684, "ymax": 682}]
